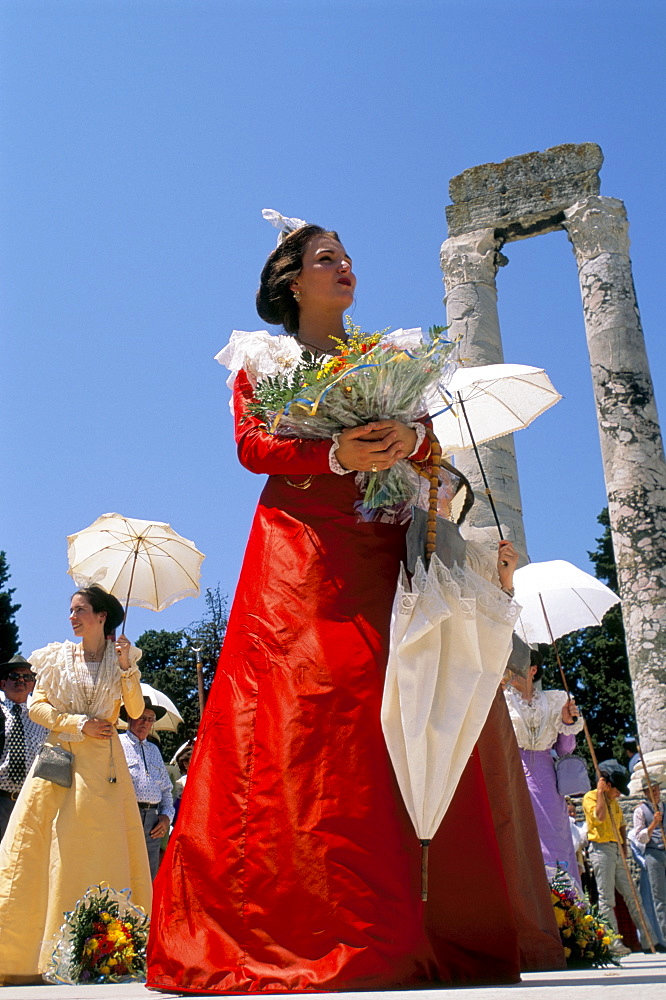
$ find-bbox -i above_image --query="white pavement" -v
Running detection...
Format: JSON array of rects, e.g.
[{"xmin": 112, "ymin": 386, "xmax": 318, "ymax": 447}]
[{"xmin": 2, "ymin": 954, "xmax": 665, "ymax": 1000}]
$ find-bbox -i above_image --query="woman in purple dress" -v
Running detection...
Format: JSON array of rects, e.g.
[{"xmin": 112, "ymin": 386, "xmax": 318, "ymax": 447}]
[{"xmin": 504, "ymin": 653, "xmax": 584, "ymax": 892}]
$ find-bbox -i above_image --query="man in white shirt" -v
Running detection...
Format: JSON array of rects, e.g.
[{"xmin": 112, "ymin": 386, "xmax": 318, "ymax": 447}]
[
  {"xmin": 0, "ymin": 655, "xmax": 47, "ymax": 839},
  {"xmin": 633, "ymin": 778, "xmax": 666, "ymax": 948},
  {"xmin": 119, "ymin": 698, "xmax": 174, "ymax": 878}
]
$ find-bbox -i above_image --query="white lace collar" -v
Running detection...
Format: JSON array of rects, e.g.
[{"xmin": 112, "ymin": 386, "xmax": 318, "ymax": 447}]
[{"xmin": 214, "ymin": 328, "xmax": 426, "ymax": 410}]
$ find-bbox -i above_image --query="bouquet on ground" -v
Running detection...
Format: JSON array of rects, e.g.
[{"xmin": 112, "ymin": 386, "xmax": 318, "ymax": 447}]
[
  {"xmin": 44, "ymin": 882, "xmax": 149, "ymax": 985},
  {"xmin": 549, "ymin": 867, "xmax": 620, "ymax": 968},
  {"xmin": 246, "ymin": 319, "xmax": 458, "ymax": 512}
]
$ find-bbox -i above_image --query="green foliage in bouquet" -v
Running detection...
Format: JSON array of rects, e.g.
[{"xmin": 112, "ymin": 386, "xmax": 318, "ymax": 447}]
[
  {"xmin": 550, "ymin": 867, "xmax": 620, "ymax": 968},
  {"xmin": 45, "ymin": 883, "xmax": 149, "ymax": 985},
  {"xmin": 247, "ymin": 318, "xmax": 458, "ymax": 513},
  {"xmin": 247, "ymin": 350, "xmax": 322, "ymax": 419}
]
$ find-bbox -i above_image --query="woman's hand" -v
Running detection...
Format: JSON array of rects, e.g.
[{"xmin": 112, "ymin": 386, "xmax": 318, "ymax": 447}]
[
  {"xmin": 335, "ymin": 421, "xmax": 417, "ymax": 472},
  {"xmin": 83, "ymin": 718, "xmax": 115, "ymax": 740},
  {"xmin": 561, "ymin": 699, "xmax": 579, "ymax": 724},
  {"xmin": 497, "ymin": 540, "xmax": 519, "ymax": 591},
  {"xmin": 115, "ymin": 634, "xmax": 131, "ymax": 671}
]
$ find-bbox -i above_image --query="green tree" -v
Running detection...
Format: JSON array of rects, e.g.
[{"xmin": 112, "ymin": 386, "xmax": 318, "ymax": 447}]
[
  {"xmin": 135, "ymin": 586, "xmax": 228, "ymax": 761},
  {"xmin": 0, "ymin": 552, "xmax": 21, "ymax": 661},
  {"xmin": 542, "ymin": 509, "xmax": 637, "ymax": 770}
]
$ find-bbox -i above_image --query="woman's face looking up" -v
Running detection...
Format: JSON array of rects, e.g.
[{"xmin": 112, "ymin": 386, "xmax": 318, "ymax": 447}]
[{"xmin": 290, "ymin": 235, "xmax": 356, "ymax": 312}]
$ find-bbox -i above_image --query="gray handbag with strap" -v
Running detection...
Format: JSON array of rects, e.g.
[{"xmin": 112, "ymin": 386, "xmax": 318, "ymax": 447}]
[{"xmin": 34, "ymin": 744, "xmax": 74, "ymax": 788}]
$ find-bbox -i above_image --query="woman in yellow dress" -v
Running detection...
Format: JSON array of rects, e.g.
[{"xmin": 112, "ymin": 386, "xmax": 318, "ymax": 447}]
[{"xmin": 0, "ymin": 585, "xmax": 152, "ymax": 983}]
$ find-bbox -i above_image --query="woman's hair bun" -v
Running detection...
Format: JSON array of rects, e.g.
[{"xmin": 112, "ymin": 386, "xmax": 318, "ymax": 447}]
[
  {"xmin": 73, "ymin": 584, "xmax": 125, "ymax": 636},
  {"xmin": 256, "ymin": 224, "xmax": 341, "ymax": 334}
]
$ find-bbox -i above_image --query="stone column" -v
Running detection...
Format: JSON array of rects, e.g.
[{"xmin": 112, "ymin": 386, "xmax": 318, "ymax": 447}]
[
  {"xmin": 564, "ymin": 195, "xmax": 666, "ymax": 752},
  {"xmin": 440, "ymin": 229, "xmax": 528, "ymax": 558}
]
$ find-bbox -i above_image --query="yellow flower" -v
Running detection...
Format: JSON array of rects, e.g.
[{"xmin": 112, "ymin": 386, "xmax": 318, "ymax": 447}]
[
  {"xmin": 602, "ymin": 936, "xmax": 611, "ymax": 946},
  {"xmin": 562, "ymin": 928, "xmax": 572, "ymax": 939},
  {"xmin": 107, "ymin": 958, "xmax": 118, "ymax": 967},
  {"xmin": 563, "ymin": 947, "xmax": 572, "ymax": 958},
  {"xmin": 554, "ymin": 907, "xmax": 567, "ymax": 927},
  {"xmin": 100, "ymin": 965, "xmax": 110, "ymax": 975},
  {"xmin": 584, "ymin": 914, "xmax": 594, "ymax": 923}
]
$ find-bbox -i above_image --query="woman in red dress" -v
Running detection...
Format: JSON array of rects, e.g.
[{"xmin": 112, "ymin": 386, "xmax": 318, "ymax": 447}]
[{"xmin": 147, "ymin": 223, "xmax": 521, "ymax": 994}]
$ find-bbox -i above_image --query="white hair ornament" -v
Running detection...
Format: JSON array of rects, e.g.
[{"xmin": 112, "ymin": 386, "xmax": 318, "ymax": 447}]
[{"xmin": 262, "ymin": 208, "xmax": 309, "ymax": 246}]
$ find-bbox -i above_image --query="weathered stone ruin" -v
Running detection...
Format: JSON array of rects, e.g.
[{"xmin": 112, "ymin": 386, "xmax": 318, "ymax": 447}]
[{"xmin": 441, "ymin": 143, "xmax": 666, "ymax": 752}]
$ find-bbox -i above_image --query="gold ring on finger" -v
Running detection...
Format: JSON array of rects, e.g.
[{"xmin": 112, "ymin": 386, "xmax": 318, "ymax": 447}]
[{"xmin": 371, "ymin": 463, "xmax": 378, "ymax": 473}]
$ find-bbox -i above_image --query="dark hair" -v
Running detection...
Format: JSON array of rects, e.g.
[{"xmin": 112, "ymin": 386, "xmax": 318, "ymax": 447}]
[
  {"xmin": 73, "ymin": 585, "xmax": 125, "ymax": 636},
  {"xmin": 529, "ymin": 647, "xmax": 544, "ymax": 682},
  {"xmin": 256, "ymin": 224, "xmax": 341, "ymax": 335}
]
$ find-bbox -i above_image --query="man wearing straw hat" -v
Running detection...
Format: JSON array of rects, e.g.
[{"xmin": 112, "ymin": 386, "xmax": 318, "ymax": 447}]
[
  {"xmin": 632, "ymin": 757, "xmax": 666, "ymax": 948},
  {"xmin": 119, "ymin": 697, "xmax": 174, "ymax": 879}
]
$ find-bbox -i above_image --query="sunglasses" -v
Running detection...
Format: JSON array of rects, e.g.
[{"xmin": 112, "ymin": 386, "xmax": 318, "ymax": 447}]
[{"xmin": 5, "ymin": 672, "xmax": 36, "ymax": 684}]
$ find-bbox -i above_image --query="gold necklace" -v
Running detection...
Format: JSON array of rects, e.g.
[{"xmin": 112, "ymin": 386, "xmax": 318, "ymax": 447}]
[
  {"xmin": 296, "ymin": 334, "xmax": 346, "ymax": 355},
  {"xmin": 83, "ymin": 640, "xmax": 107, "ymax": 662}
]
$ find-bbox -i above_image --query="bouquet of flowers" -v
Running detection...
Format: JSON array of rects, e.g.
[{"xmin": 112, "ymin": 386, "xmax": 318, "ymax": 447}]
[
  {"xmin": 247, "ymin": 319, "xmax": 458, "ymax": 512},
  {"xmin": 44, "ymin": 882, "xmax": 149, "ymax": 985},
  {"xmin": 549, "ymin": 867, "xmax": 619, "ymax": 968}
]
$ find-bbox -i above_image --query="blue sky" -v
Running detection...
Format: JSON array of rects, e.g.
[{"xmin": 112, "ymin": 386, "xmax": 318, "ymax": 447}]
[{"xmin": 3, "ymin": 0, "xmax": 665, "ymax": 654}]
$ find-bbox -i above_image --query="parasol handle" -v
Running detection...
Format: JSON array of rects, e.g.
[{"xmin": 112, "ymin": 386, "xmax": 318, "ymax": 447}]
[
  {"xmin": 420, "ymin": 839, "xmax": 431, "ymax": 901},
  {"xmin": 192, "ymin": 645, "xmax": 206, "ymax": 719},
  {"xmin": 122, "ymin": 544, "xmax": 141, "ymax": 635},
  {"xmin": 457, "ymin": 394, "xmax": 504, "ymax": 541},
  {"xmin": 537, "ymin": 593, "xmax": 578, "ymax": 722},
  {"xmin": 425, "ymin": 429, "xmax": 442, "ymax": 567}
]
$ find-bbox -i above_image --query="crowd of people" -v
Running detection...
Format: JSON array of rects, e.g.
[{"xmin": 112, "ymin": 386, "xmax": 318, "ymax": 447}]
[{"xmin": 0, "ymin": 215, "xmax": 664, "ymax": 991}]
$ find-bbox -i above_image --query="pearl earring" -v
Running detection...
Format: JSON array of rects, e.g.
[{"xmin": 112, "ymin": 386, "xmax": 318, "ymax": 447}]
[{"xmin": 293, "ymin": 288, "xmax": 301, "ymax": 303}]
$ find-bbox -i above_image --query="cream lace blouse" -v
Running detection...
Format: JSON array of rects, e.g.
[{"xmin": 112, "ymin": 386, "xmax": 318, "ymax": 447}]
[
  {"xmin": 504, "ymin": 687, "xmax": 584, "ymax": 752},
  {"xmin": 28, "ymin": 640, "xmax": 144, "ymax": 741}
]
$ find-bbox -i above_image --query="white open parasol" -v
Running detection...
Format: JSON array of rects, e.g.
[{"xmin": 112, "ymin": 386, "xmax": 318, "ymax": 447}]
[
  {"xmin": 431, "ymin": 364, "xmax": 562, "ymax": 537},
  {"xmin": 117, "ymin": 681, "xmax": 185, "ymax": 733},
  {"xmin": 432, "ymin": 363, "xmax": 562, "ymax": 451},
  {"xmin": 67, "ymin": 513, "xmax": 205, "ymax": 627},
  {"xmin": 139, "ymin": 682, "xmax": 184, "ymax": 733},
  {"xmin": 513, "ymin": 559, "xmax": 621, "ymax": 645}
]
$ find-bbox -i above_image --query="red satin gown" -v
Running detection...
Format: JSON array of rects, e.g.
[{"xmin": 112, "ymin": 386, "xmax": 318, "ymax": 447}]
[{"xmin": 147, "ymin": 371, "xmax": 521, "ymax": 994}]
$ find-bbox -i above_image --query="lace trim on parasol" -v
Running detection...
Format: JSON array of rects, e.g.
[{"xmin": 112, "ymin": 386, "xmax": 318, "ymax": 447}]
[
  {"xmin": 31, "ymin": 641, "xmax": 142, "ymax": 739},
  {"xmin": 408, "ymin": 554, "xmax": 520, "ymax": 630}
]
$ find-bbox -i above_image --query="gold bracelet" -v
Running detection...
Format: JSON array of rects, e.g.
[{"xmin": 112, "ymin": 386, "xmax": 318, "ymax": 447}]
[{"xmin": 284, "ymin": 475, "xmax": 314, "ymax": 489}]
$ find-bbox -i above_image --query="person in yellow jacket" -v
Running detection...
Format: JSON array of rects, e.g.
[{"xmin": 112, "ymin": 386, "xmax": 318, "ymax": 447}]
[{"xmin": 583, "ymin": 758, "xmax": 643, "ymax": 956}]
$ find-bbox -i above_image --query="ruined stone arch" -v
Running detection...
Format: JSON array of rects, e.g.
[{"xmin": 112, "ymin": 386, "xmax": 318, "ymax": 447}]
[{"xmin": 440, "ymin": 143, "xmax": 666, "ymax": 752}]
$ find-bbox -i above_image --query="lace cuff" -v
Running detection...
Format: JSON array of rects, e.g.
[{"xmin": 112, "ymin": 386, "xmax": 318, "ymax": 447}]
[
  {"xmin": 75, "ymin": 715, "xmax": 89, "ymax": 735},
  {"xmin": 329, "ymin": 432, "xmax": 352, "ymax": 475},
  {"xmin": 407, "ymin": 421, "xmax": 427, "ymax": 457}
]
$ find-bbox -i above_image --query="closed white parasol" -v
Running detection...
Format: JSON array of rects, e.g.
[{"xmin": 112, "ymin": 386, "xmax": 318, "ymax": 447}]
[{"xmin": 381, "ymin": 435, "xmax": 519, "ymax": 899}]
